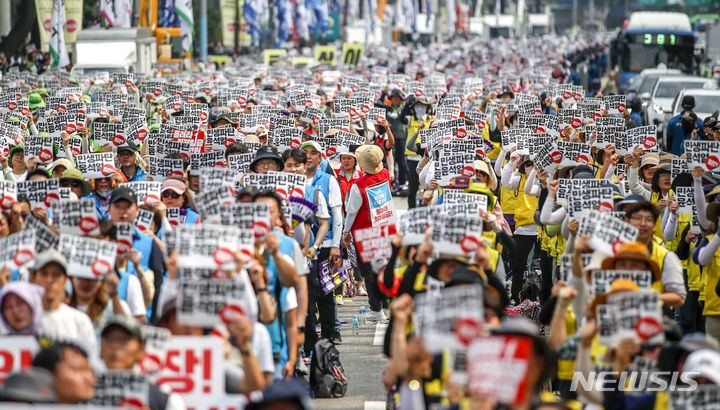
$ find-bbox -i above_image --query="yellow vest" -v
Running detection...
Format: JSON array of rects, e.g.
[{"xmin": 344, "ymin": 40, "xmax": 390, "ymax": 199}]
[
  {"xmin": 481, "ymin": 125, "xmax": 502, "ymax": 160},
  {"xmin": 405, "ymin": 116, "xmax": 433, "ymax": 157},
  {"xmin": 703, "ymin": 248, "xmax": 720, "ymax": 316},
  {"xmin": 686, "ymin": 235, "xmax": 702, "ymax": 292},
  {"xmin": 515, "ymin": 174, "xmax": 539, "ymax": 228},
  {"xmin": 649, "ymin": 239, "xmax": 668, "ymax": 294},
  {"xmin": 650, "ymin": 190, "xmax": 674, "ymax": 242}
]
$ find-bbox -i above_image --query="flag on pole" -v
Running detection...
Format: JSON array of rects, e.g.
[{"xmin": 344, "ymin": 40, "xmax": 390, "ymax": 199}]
[
  {"xmin": 275, "ymin": 0, "xmax": 292, "ymax": 46},
  {"xmin": 50, "ymin": 0, "xmax": 70, "ymax": 68},
  {"xmin": 364, "ymin": 0, "xmax": 376, "ymax": 42},
  {"xmin": 100, "ymin": 0, "xmax": 115, "ymax": 27},
  {"xmin": 114, "ymin": 0, "xmax": 133, "ymax": 28},
  {"xmin": 495, "ymin": 0, "xmax": 501, "ymax": 26},
  {"xmin": 295, "ymin": 0, "xmax": 310, "ymax": 41},
  {"xmin": 244, "ymin": 0, "xmax": 261, "ymax": 46},
  {"xmin": 447, "ymin": 0, "xmax": 456, "ymax": 35},
  {"xmin": 175, "ymin": 0, "xmax": 194, "ymax": 55},
  {"xmin": 404, "ymin": 0, "xmax": 417, "ymax": 38},
  {"xmin": 308, "ymin": 0, "xmax": 329, "ymax": 35}
]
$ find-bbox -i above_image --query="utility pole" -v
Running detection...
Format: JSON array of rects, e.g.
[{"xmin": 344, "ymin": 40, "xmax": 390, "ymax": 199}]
[
  {"xmin": 199, "ymin": 0, "xmax": 208, "ymax": 58},
  {"xmin": 0, "ymin": 0, "xmax": 10, "ymax": 38}
]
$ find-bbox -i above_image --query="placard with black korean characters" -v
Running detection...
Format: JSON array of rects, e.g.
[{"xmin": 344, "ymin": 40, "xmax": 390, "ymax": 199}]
[
  {"xmin": 0, "ymin": 230, "xmax": 36, "ymax": 270},
  {"xmin": 97, "ymin": 91, "xmax": 128, "ymax": 106},
  {"xmin": 669, "ymin": 385, "xmax": 720, "ymax": 410},
  {"xmin": 113, "ymin": 222, "xmax": 134, "ymax": 254},
  {"xmin": 579, "ymin": 210, "xmax": 638, "ymax": 255},
  {"xmin": 270, "ymin": 126, "xmax": 303, "ymax": 152},
  {"xmin": 58, "ymin": 233, "xmax": 118, "ymax": 279},
  {"xmin": 557, "ymin": 108, "xmax": 583, "ymax": 130},
  {"xmin": 194, "ymin": 186, "xmax": 236, "ymax": 219},
  {"xmin": 671, "ymin": 159, "xmax": 688, "ymax": 181},
  {"xmin": 165, "ymin": 225, "xmax": 244, "ymax": 270},
  {"xmin": 177, "ymin": 268, "xmax": 258, "ymax": 326},
  {"xmin": 591, "ymin": 270, "xmax": 653, "ymax": 298},
  {"xmin": 23, "ymin": 214, "xmax": 58, "ymax": 253},
  {"xmin": 566, "ymin": 187, "xmax": 615, "ymax": 219},
  {"xmin": 0, "ymin": 122, "xmax": 22, "ymax": 146},
  {"xmin": 557, "ymin": 253, "xmax": 593, "ymax": 284},
  {"xmin": 675, "ymin": 186, "xmax": 695, "ymax": 215},
  {"xmin": 146, "ymin": 156, "xmax": 184, "ymax": 180},
  {"xmin": 134, "ymin": 208, "xmax": 155, "ymax": 232},
  {"xmin": 17, "ymin": 178, "xmax": 62, "ymax": 208},
  {"xmin": 597, "ymin": 291, "xmax": 663, "ymax": 346},
  {"xmin": 435, "ymin": 150, "xmax": 476, "ymax": 186},
  {"xmin": 685, "ymin": 140, "xmax": 720, "ymax": 171},
  {"xmin": 189, "ymin": 151, "xmax": 225, "ymax": 171},
  {"xmin": 227, "ymin": 152, "xmax": 254, "ymax": 174},
  {"xmin": 398, "ymin": 206, "xmax": 437, "ymax": 245},
  {"xmin": 124, "ymin": 181, "xmax": 162, "ymax": 206},
  {"xmin": 75, "ymin": 152, "xmax": 116, "ymax": 179},
  {"xmin": 602, "ymin": 95, "xmax": 627, "ymax": 115},
  {"xmin": 199, "ymin": 167, "xmax": 239, "ymax": 196},
  {"xmin": 52, "ymin": 198, "xmax": 100, "ymax": 236},
  {"xmin": 435, "ymin": 106, "xmax": 462, "ymax": 121},
  {"xmin": 212, "ymin": 203, "xmax": 271, "ymax": 240},
  {"xmin": 467, "ymin": 334, "xmax": 533, "ymax": 406},
  {"xmin": 442, "ymin": 190, "xmax": 489, "ymax": 212},
  {"xmin": 437, "ymin": 118, "xmax": 467, "ymax": 139},
  {"xmin": 270, "ymin": 171, "xmax": 306, "ymax": 200},
  {"xmin": 516, "ymin": 114, "xmax": 559, "ymax": 137},
  {"xmin": 114, "ymin": 105, "xmax": 144, "ymax": 122},
  {"xmin": 515, "ymin": 102, "xmax": 542, "ymax": 116},
  {"xmin": 580, "ymin": 98, "xmax": 603, "ymax": 122},
  {"xmin": 333, "ymin": 130, "xmax": 366, "ymax": 151},
  {"xmin": 91, "ymin": 371, "xmax": 149, "ymax": 408},
  {"xmin": 22, "ymin": 135, "xmax": 54, "ymax": 165},
  {"xmin": 366, "ymin": 107, "xmax": 387, "ymax": 125},
  {"xmin": 557, "ymin": 141, "xmax": 592, "ymax": 167},
  {"xmin": 184, "ymin": 103, "xmax": 210, "ymax": 123},
  {"xmin": 268, "ymin": 115, "xmax": 295, "ymax": 136},
  {"xmin": 318, "ymin": 118, "xmax": 351, "ymax": 137},
  {"xmin": 0, "ymin": 180, "xmax": 16, "ymax": 211},
  {"xmin": 621, "ymin": 125, "xmax": 658, "ymax": 154},
  {"xmin": 205, "ymin": 125, "xmax": 239, "ymax": 151},
  {"xmin": 163, "ymin": 96, "xmax": 184, "ymax": 115},
  {"xmin": 533, "ymin": 139, "xmax": 561, "ymax": 175},
  {"xmin": 93, "ymin": 122, "xmax": 127, "ymax": 147},
  {"xmin": 112, "ymin": 73, "xmax": 134, "ymax": 88},
  {"xmin": 556, "ymin": 178, "xmax": 611, "ymax": 206},
  {"xmin": 165, "ymin": 207, "xmax": 182, "ymax": 226},
  {"xmin": 413, "ymin": 284, "xmax": 484, "ymax": 353},
  {"xmin": 430, "ymin": 213, "xmax": 485, "ymax": 256}
]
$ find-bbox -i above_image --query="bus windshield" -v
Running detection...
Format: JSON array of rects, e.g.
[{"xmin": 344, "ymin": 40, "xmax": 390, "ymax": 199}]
[{"xmin": 619, "ymin": 33, "xmax": 694, "ymax": 74}]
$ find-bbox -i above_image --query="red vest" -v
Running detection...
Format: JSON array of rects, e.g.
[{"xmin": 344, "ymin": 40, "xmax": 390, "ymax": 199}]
[
  {"xmin": 334, "ymin": 167, "xmax": 364, "ymax": 207},
  {"xmin": 351, "ymin": 169, "xmax": 391, "ymax": 235}
]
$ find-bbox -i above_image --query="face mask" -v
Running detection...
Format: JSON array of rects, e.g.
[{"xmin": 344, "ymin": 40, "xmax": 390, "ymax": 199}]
[{"xmin": 415, "ymin": 105, "xmax": 427, "ymax": 121}]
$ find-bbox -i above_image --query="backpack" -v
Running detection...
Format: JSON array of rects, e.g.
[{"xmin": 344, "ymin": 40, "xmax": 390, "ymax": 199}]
[{"xmin": 309, "ymin": 339, "xmax": 348, "ymax": 398}]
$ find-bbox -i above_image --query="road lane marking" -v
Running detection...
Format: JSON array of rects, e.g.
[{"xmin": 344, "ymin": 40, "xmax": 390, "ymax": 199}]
[{"xmin": 373, "ymin": 322, "xmax": 388, "ymax": 346}]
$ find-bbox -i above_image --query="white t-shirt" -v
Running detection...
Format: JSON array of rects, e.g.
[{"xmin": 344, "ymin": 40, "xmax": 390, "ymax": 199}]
[
  {"xmin": 252, "ymin": 323, "xmax": 275, "ymax": 375},
  {"xmin": 39, "ymin": 303, "xmax": 97, "ymax": 352},
  {"xmin": 284, "ymin": 287, "xmax": 298, "ymax": 313},
  {"xmin": 292, "ymin": 241, "xmax": 309, "ymax": 276},
  {"xmin": 124, "ymin": 274, "xmax": 147, "ymax": 318}
]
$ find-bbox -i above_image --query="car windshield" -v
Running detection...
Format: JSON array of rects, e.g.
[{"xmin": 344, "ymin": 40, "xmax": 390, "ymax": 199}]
[
  {"xmin": 621, "ymin": 44, "xmax": 693, "ymax": 74},
  {"xmin": 695, "ymin": 94, "xmax": 720, "ymax": 113},
  {"xmin": 655, "ymin": 81, "xmax": 710, "ymax": 98},
  {"xmin": 638, "ymin": 75, "xmax": 661, "ymax": 94}
]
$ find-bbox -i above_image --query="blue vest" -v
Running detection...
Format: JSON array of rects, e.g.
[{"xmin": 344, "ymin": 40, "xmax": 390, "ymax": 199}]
[
  {"xmin": 264, "ymin": 229, "xmax": 295, "ymax": 355},
  {"xmin": 309, "ymin": 167, "xmax": 335, "ymax": 242}
]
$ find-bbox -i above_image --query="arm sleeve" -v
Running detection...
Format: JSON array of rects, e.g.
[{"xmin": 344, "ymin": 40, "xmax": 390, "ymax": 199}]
[
  {"xmin": 697, "ymin": 233, "xmax": 720, "ymax": 266},
  {"xmin": 493, "ymin": 148, "xmax": 506, "ymax": 176},
  {"xmin": 663, "ymin": 212, "xmax": 678, "ymax": 242},
  {"xmin": 330, "ymin": 205, "xmax": 343, "ymax": 248},
  {"xmin": 397, "ymin": 262, "xmax": 423, "ymax": 298},
  {"xmin": 524, "ymin": 169, "xmax": 540, "ymax": 196},
  {"xmin": 537, "ymin": 296, "xmax": 558, "ymax": 326},
  {"xmin": 660, "ymin": 252, "xmax": 687, "ymax": 299},
  {"xmin": 675, "ymin": 225, "xmax": 691, "ymax": 260},
  {"xmin": 343, "ymin": 184, "xmax": 363, "ymax": 234},
  {"xmin": 540, "ymin": 199, "xmax": 567, "ymax": 225},
  {"xmin": 383, "ymin": 244, "xmax": 402, "ymax": 292},
  {"xmin": 495, "ymin": 230, "xmax": 515, "ymax": 261},
  {"xmin": 501, "ymin": 161, "xmax": 520, "ymax": 190},
  {"xmin": 694, "ymin": 176, "xmax": 710, "ymax": 230},
  {"xmin": 627, "ymin": 166, "xmax": 651, "ymax": 201}
]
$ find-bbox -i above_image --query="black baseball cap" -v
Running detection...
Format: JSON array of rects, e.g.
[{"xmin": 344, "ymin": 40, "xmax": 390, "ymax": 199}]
[
  {"xmin": 101, "ymin": 315, "xmax": 145, "ymax": 343},
  {"xmin": 681, "ymin": 95, "xmax": 695, "ymax": 108},
  {"xmin": 109, "ymin": 186, "xmax": 137, "ymax": 204},
  {"xmin": 116, "ymin": 140, "xmax": 138, "ymax": 154}
]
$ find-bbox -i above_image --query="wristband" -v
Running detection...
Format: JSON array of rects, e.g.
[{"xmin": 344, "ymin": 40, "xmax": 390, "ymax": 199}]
[
  {"xmin": 298, "ymin": 326, "xmax": 306, "ymax": 332},
  {"xmin": 256, "ymin": 288, "xmax": 268, "ymax": 293}
]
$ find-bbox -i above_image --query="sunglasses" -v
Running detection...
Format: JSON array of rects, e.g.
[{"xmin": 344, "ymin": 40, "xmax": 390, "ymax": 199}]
[
  {"xmin": 60, "ymin": 179, "xmax": 82, "ymax": 188},
  {"xmin": 162, "ymin": 191, "xmax": 182, "ymax": 199}
]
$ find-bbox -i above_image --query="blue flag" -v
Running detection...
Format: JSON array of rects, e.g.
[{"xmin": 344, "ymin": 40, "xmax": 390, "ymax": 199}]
[{"xmin": 244, "ymin": 0, "xmax": 261, "ymax": 46}]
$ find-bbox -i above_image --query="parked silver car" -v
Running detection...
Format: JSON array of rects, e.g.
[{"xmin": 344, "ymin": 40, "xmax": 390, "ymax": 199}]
[{"xmin": 645, "ymin": 76, "xmax": 717, "ymax": 139}]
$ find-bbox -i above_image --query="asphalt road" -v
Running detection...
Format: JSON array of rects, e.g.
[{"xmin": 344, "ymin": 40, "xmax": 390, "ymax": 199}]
[{"xmin": 313, "ymin": 196, "xmax": 407, "ymax": 410}]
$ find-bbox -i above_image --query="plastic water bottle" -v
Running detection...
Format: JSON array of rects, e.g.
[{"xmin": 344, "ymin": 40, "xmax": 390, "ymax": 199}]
[
  {"xmin": 359, "ymin": 303, "xmax": 367, "ymax": 325},
  {"xmin": 352, "ymin": 315, "xmax": 360, "ymax": 335}
]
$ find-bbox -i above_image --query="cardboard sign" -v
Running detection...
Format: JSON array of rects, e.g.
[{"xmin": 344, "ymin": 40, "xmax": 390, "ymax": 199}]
[
  {"xmin": 566, "ymin": 187, "xmax": 615, "ymax": 219},
  {"xmin": 684, "ymin": 140, "xmax": 720, "ymax": 171},
  {"xmin": 0, "ymin": 180, "xmax": 17, "ymax": 211},
  {"xmin": 579, "ymin": 210, "xmax": 639, "ymax": 256},
  {"xmin": 23, "ymin": 135, "xmax": 55, "ymax": 164},
  {"xmin": 366, "ymin": 107, "xmax": 387, "ymax": 125},
  {"xmin": 674, "ymin": 186, "xmax": 695, "ymax": 215},
  {"xmin": 557, "ymin": 108, "xmax": 583, "ymax": 130},
  {"xmin": 435, "ymin": 150, "xmax": 476, "ymax": 186},
  {"xmin": 580, "ymin": 98, "xmax": 603, "ymax": 122},
  {"xmin": 354, "ymin": 223, "xmax": 397, "ymax": 264},
  {"xmin": 75, "ymin": 152, "xmax": 116, "ymax": 179},
  {"xmin": 556, "ymin": 178, "xmax": 611, "ymax": 206},
  {"xmin": 149, "ymin": 336, "xmax": 227, "ymax": 409},
  {"xmin": 0, "ymin": 336, "xmax": 40, "ymax": 384},
  {"xmin": 227, "ymin": 152, "xmax": 254, "ymax": 174},
  {"xmin": 533, "ymin": 139, "xmax": 561, "ymax": 175},
  {"xmin": 557, "ymin": 141, "xmax": 592, "ymax": 167},
  {"xmin": 206, "ymin": 125, "xmax": 240, "ymax": 151},
  {"xmin": 270, "ymin": 126, "xmax": 304, "ymax": 152},
  {"xmin": 177, "ymin": 269, "xmax": 257, "ymax": 326},
  {"xmin": 189, "ymin": 151, "xmax": 226, "ymax": 171},
  {"xmin": 467, "ymin": 334, "xmax": 533, "ymax": 406},
  {"xmin": 184, "ymin": 103, "xmax": 210, "ymax": 123},
  {"xmin": 164, "ymin": 225, "xmax": 244, "ymax": 270},
  {"xmin": 193, "ymin": 187, "xmax": 236, "ymax": 220},
  {"xmin": 58, "ymin": 233, "xmax": 118, "ymax": 279},
  {"xmin": 23, "ymin": 215, "xmax": 59, "ymax": 253},
  {"xmin": 398, "ymin": 207, "xmax": 437, "ymax": 246},
  {"xmin": 442, "ymin": 190, "xmax": 489, "ymax": 213},
  {"xmin": 91, "ymin": 371, "xmax": 150, "ymax": 408},
  {"xmin": 591, "ymin": 270, "xmax": 653, "ymax": 297},
  {"xmin": 516, "ymin": 114, "xmax": 559, "ymax": 137},
  {"xmin": 125, "ymin": 117, "xmax": 149, "ymax": 146},
  {"xmin": 199, "ymin": 168, "xmax": 240, "ymax": 196},
  {"xmin": 93, "ymin": 122, "xmax": 127, "ymax": 147},
  {"xmin": 414, "ymin": 284, "xmax": 485, "ymax": 353},
  {"xmin": 147, "ymin": 156, "xmax": 185, "ymax": 180},
  {"xmin": 123, "ymin": 181, "xmax": 162, "ymax": 206},
  {"xmin": 135, "ymin": 209, "xmax": 155, "ymax": 232},
  {"xmin": 669, "ymin": 385, "xmax": 720, "ymax": 410},
  {"xmin": 431, "ymin": 213, "xmax": 485, "ymax": 256},
  {"xmin": 622, "ymin": 125, "xmax": 658, "ymax": 154},
  {"xmin": 597, "ymin": 291, "xmax": 664, "ymax": 346},
  {"xmin": 603, "ymin": 95, "xmax": 627, "ymax": 115},
  {"xmin": 16, "ymin": 178, "xmax": 62, "ymax": 208},
  {"xmin": 500, "ymin": 128, "xmax": 531, "ymax": 151},
  {"xmin": 0, "ymin": 230, "xmax": 36, "ymax": 270},
  {"xmin": 52, "ymin": 198, "xmax": 100, "ymax": 236}
]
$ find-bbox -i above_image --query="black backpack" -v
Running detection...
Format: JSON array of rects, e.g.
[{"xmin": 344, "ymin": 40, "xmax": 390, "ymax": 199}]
[{"xmin": 309, "ymin": 339, "xmax": 348, "ymax": 398}]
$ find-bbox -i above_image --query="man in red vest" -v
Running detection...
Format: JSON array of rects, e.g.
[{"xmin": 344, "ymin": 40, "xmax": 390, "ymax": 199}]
[{"xmin": 342, "ymin": 145, "xmax": 395, "ymax": 322}]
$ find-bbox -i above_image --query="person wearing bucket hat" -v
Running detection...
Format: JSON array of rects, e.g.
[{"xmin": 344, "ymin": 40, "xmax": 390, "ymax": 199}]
[
  {"xmin": 49, "ymin": 158, "xmax": 74, "ymax": 179},
  {"xmin": 7, "ymin": 143, "xmax": 28, "ymax": 182},
  {"xmin": 60, "ymin": 168, "xmax": 92, "ymax": 197},
  {"xmin": 343, "ymin": 145, "xmax": 393, "ymax": 322},
  {"xmin": 250, "ymin": 145, "xmax": 283, "ymax": 173},
  {"xmin": 28, "ymin": 92, "xmax": 45, "ymax": 111},
  {"xmin": 116, "ymin": 140, "xmax": 147, "ymax": 182}
]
